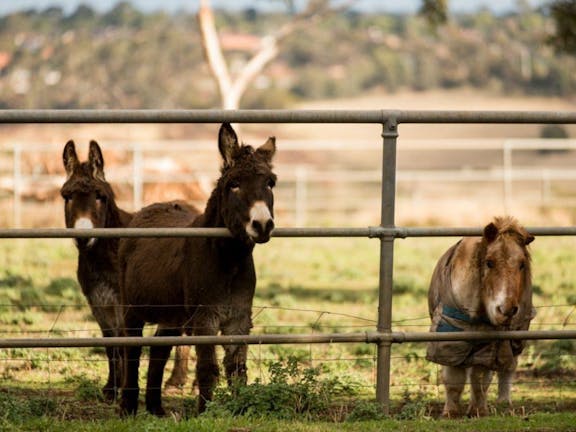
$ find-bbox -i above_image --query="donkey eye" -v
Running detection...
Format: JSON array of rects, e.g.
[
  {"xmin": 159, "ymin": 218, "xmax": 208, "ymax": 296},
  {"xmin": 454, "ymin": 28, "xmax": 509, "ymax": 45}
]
[
  {"xmin": 486, "ymin": 259, "xmax": 494, "ymax": 269},
  {"xmin": 519, "ymin": 261, "xmax": 525, "ymax": 270},
  {"xmin": 229, "ymin": 181, "xmax": 240, "ymax": 192}
]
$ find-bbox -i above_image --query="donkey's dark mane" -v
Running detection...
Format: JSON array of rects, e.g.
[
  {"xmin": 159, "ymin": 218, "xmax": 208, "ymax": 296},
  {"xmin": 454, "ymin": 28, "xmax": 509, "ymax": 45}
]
[
  {"xmin": 219, "ymin": 149, "xmax": 276, "ymax": 183},
  {"xmin": 61, "ymin": 175, "xmax": 115, "ymax": 199}
]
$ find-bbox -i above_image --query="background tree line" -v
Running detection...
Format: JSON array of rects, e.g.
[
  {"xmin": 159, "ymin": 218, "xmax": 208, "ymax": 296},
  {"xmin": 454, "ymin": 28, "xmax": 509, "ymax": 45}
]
[{"xmin": 0, "ymin": 1, "xmax": 574, "ymax": 110}]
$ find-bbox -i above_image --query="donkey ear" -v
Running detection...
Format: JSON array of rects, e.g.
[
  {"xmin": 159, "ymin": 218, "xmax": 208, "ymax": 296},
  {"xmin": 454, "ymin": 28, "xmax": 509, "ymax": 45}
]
[
  {"xmin": 88, "ymin": 140, "xmax": 106, "ymax": 180},
  {"xmin": 63, "ymin": 140, "xmax": 78, "ymax": 177},
  {"xmin": 257, "ymin": 137, "xmax": 276, "ymax": 161},
  {"xmin": 218, "ymin": 123, "xmax": 239, "ymax": 167},
  {"xmin": 483, "ymin": 222, "xmax": 499, "ymax": 243}
]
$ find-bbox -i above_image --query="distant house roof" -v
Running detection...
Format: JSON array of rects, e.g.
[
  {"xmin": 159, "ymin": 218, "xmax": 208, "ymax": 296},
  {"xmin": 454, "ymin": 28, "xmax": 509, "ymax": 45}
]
[
  {"xmin": 0, "ymin": 51, "xmax": 12, "ymax": 70},
  {"xmin": 219, "ymin": 32, "xmax": 261, "ymax": 52}
]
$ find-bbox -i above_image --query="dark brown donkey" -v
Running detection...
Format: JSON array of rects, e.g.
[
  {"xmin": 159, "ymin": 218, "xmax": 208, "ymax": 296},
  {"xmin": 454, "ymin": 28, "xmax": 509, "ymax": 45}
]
[
  {"xmin": 118, "ymin": 123, "xmax": 277, "ymax": 416},
  {"xmin": 61, "ymin": 140, "xmax": 197, "ymax": 400}
]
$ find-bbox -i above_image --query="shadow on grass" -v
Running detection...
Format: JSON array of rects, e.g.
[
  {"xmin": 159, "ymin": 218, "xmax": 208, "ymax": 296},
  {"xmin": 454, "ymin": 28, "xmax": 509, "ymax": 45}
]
[{"xmin": 256, "ymin": 280, "xmax": 427, "ymax": 304}]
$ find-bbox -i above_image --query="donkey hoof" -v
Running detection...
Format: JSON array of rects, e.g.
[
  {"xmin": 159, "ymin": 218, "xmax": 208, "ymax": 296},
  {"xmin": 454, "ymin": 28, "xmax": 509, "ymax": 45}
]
[
  {"xmin": 147, "ymin": 405, "xmax": 167, "ymax": 417},
  {"xmin": 119, "ymin": 399, "xmax": 139, "ymax": 417},
  {"xmin": 102, "ymin": 386, "xmax": 117, "ymax": 402}
]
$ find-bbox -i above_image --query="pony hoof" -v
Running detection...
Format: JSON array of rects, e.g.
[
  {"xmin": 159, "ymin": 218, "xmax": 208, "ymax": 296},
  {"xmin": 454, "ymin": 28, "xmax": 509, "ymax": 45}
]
[
  {"xmin": 441, "ymin": 409, "xmax": 460, "ymax": 419},
  {"xmin": 467, "ymin": 407, "xmax": 488, "ymax": 417}
]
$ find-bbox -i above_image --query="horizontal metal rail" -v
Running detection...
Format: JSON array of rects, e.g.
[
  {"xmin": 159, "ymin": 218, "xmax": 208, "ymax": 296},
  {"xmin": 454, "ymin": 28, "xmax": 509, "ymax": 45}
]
[
  {"xmin": 0, "ymin": 109, "xmax": 576, "ymax": 124},
  {"xmin": 1, "ymin": 330, "xmax": 575, "ymax": 349},
  {"xmin": 3, "ymin": 226, "xmax": 576, "ymax": 239}
]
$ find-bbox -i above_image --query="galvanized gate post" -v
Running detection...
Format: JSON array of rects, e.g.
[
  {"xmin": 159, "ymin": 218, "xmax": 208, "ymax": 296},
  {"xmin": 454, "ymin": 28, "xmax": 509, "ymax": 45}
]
[{"xmin": 376, "ymin": 117, "xmax": 398, "ymax": 413}]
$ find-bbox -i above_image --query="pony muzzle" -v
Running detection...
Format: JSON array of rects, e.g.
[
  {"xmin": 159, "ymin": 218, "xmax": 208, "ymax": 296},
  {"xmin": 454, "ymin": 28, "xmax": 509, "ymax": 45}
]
[
  {"xmin": 496, "ymin": 304, "xmax": 519, "ymax": 325},
  {"xmin": 498, "ymin": 304, "xmax": 519, "ymax": 318},
  {"xmin": 490, "ymin": 298, "xmax": 520, "ymax": 325},
  {"xmin": 246, "ymin": 201, "xmax": 274, "ymax": 243}
]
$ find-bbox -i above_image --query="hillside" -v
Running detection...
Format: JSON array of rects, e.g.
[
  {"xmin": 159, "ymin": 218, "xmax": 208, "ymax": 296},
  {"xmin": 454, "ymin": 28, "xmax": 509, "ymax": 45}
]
[{"xmin": 0, "ymin": 4, "xmax": 574, "ymax": 111}]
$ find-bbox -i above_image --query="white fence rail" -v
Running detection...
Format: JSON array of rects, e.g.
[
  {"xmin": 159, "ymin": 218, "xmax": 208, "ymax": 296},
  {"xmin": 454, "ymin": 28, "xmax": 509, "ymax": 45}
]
[{"xmin": 2, "ymin": 138, "xmax": 576, "ymax": 227}]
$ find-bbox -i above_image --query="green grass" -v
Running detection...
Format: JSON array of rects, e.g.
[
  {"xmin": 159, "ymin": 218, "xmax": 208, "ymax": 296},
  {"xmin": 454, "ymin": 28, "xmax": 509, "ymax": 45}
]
[
  {"xmin": 0, "ymin": 236, "xmax": 574, "ymax": 430},
  {"xmin": 2, "ymin": 413, "xmax": 576, "ymax": 432}
]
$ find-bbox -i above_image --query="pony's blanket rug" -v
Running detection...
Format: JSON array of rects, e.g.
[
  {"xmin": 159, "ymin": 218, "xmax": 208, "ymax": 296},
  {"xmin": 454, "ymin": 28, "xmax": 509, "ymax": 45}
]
[{"xmin": 426, "ymin": 243, "xmax": 536, "ymax": 371}]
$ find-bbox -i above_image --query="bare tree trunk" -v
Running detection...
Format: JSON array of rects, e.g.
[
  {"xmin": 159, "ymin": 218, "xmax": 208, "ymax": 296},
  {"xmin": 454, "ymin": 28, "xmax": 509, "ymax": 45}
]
[
  {"xmin": 198, "ymin": 0, "xmax": 235, "ymax": 109},
  {"xmin": 198, "ymin": 0, "xmax": 338, "ymax": 110}
]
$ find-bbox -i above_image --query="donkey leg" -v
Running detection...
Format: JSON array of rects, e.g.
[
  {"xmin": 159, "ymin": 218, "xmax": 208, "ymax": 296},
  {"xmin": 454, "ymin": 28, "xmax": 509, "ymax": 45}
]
[
  {"xmin": 468, "ymin": 366, "xmax": 493, "ymax": 417},
  {"xmin": 145, "ymin": 326, "xmax": 180, "ymax": 416},
  {"xmin": 195, "ymin": 343, "xmax": 219, "ymax": 413},
  {"xmin": 90, "ymin": 303, "xmax": 122, "ymax": 402},
  {"xmin": 497, "ymin": 356, "xmax": 518, "ymax": 406},
  {"xmin": 221, "ymin": 312, "xmax": 252, "ymax": 388},
  {"xmin": 194, "ymin": 316, "xmax": 220, "ymax": 414},
  {"xmin": 101, "ymin": 328, "xmax": 122, "ymax": 402},
  {"xmin": 442, "ymin": 366, "xmax": 466, "ymax": 418},
  {"xmin": 119, "ymin": 316, "xmax": 144, "ymax": 417},
  {"xmin": 165, "ymin": 345, "xmax": 190, "ymax": 390}
]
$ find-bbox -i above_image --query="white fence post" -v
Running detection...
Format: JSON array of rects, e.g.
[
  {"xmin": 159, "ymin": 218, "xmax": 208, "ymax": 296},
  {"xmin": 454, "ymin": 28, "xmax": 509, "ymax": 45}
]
[
  {"xmin": 503, "ymin": 140, "xmax": 512, "ymax": 213},
  {"xmin": 295, "ymin": 165, "xmax": 308, "ymax": 227},
  {"xmin": 13, "ymin": 144, "xmax": 22, "ymax": 228},
  {"xmin": 132, "ymin": 143, "xmax": 143, "ymax": 211}
]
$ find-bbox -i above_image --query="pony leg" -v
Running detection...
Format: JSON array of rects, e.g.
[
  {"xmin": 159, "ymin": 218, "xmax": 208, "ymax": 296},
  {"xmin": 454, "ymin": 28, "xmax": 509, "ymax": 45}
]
[
  {"xmin": 165, "ymin": 345, "xmax": 191, "ymax": 390},
  {"xmin": 220, "ymin": 311, "xmax": 252, "ymax": 387},
  {"xmin": 442, "ymin": 366, "xmax": 466, "ymax": 418},
  {"xmin": 145, "ymin": 326, "xmax": 180, "ymax": 416},
  {"xmin": 497, "ymin": 356, "xmax": 518, "ymax": 406},
  {"xmin": 468, "ymin": 366, "xmax": 493, "ymax": 417},
  {"xmin": 119, "ymin": 315, "xmax": 144, "ymax": 417}
]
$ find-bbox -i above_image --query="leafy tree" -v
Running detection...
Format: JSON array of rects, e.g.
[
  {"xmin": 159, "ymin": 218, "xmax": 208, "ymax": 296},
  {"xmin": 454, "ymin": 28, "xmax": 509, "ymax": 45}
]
[
  {"xmin": 419, "ymin": 0, "xmax": 448, "ymax": 27},
  {"xmin": 548, "ymin": 0, "xmax": 576, "ymax": 54}
]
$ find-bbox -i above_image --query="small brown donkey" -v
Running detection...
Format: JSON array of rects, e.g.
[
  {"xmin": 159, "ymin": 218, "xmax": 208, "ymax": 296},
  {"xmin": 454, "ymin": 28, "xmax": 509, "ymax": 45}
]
[
  {"xmin": 61, "ymin": 140, "xmax": 197, "ymax": 400},
  {"xmin": 118, "ymin": 123, "xmax": 277, "ymax": 416},
  {"xmin": 427, "ymin": 216, "xmax": 536, "ymax": 417}
]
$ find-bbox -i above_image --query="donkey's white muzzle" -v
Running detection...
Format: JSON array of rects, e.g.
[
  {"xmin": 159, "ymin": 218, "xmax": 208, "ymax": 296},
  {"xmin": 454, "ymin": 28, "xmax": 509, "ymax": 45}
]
[{"xmin": 246, "ymin": 201, "xmax": 274, "ymax": 243}]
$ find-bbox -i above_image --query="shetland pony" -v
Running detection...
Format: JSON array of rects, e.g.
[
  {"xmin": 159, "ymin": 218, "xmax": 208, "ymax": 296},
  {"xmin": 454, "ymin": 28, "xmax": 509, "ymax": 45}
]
[{"xmin": 427, "ymin": 216, "xmax": 535, "ymax": 417}]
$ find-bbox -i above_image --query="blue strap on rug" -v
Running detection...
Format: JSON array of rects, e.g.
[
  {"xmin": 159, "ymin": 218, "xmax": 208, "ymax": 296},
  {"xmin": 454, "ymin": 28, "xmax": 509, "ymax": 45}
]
[{"xmin": 437, "ymin": 305, "xmax": 491, "ymax": 332}]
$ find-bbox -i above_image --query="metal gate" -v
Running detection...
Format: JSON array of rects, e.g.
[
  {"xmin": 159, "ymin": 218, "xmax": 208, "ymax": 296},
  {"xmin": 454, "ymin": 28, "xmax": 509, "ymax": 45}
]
[{"xmin": 1, "ymin": 108, "xmax": 576, "ymax": 413}]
